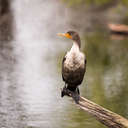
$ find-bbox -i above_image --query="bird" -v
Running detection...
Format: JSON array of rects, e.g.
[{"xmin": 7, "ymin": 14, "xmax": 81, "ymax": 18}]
[{"xmin": 58, "ymin": 31, "xmax": 86, "ymax": 103}]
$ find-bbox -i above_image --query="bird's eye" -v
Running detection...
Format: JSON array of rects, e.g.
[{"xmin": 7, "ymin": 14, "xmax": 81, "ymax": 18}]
[
  {"xmin": 67, "ymin": 32, "xmax": 71, "ymax": 35},
  {"xmin": 69, "ymin": 32, "xmax": 72, "ymax": 36},
  {"xmin": 67, "ymin": 32, "xmax": 70, "ymax": 35}
]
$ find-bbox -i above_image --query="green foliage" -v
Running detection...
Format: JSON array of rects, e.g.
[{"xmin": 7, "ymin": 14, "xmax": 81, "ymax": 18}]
[
  {"xmin": 62, "ymin": 0, "xmax": 112, "ymax": 7},
  {"xmin": 122, "ymin": 0, "xmax": 128, "ymax": 6},
  {"xmin": 62, "ymin": 0, "xmax": 128, "ymax": 7},
  {"xmin": 62, "ymin": 0, "xmax": 84, "ymax": 6}
]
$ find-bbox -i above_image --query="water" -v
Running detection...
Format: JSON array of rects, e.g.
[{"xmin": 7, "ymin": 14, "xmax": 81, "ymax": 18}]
[{"xmin": 0, "ymin": 0, "xmax": 128, "ymax": 128}]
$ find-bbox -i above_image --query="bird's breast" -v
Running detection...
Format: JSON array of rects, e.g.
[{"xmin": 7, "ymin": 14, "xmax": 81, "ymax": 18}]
[{"xmin": 64, "ymin": 52, "xmax": 85, "ymax": 70}]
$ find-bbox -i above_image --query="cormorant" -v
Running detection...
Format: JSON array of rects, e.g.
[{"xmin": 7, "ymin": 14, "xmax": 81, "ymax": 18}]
[{"xmin": 58, "ymin": 31, "xmax": 86, "ymax": 103}]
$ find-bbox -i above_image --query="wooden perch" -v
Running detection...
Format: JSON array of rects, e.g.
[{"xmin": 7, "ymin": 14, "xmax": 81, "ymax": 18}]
[
  {"xmin": 75, "ymin": 96, "xmax": 128, "ymax": 128},
  {"xmin": 108, "ymin": 23, "xmax": 128, "ymax": 35}
]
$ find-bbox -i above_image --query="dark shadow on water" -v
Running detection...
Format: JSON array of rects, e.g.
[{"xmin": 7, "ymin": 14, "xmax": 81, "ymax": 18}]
[{"xmin": 0, "ymin": 0, "xmax": 13, "ymax": 41}]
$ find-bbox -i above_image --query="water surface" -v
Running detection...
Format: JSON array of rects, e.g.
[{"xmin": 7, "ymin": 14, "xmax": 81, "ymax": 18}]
[{"xmin": 0, "ymin": 0, "xmax": 128, "ymax": 128}]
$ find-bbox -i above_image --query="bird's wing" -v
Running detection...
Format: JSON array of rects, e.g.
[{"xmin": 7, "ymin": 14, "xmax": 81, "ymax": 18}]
[
  {"xmin": 84, "ymin": 56, "xmax": 87, "ymax": 72},
  {"xmin": 75, "ymin": 55, "xmax": 86, "ymax": 85},
  {"xmin": 62, "ymin": 54, "xmax": 66, "ymax": 82}
]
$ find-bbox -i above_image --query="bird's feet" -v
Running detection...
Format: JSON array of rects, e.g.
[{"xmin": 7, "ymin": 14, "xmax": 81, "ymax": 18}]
[
  {"xmin": 61, "ymin": 86, "xmax": 70, "ymax": 97},
  {"xmin": 61, "ymin": 86, "xmax": 66, "ymax": 97},
  {"xmin": 70, "ymin": 90, "xmax": 80, "ymax": 104},
  {"xmin": 61, "ymin": 86, "xmax": 80, "ymax": 104}
]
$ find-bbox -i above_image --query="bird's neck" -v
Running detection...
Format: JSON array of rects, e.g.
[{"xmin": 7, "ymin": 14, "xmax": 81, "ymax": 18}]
[{"xmin": 70, "ymin": 41, "xmax": 80, "ymax": 53}]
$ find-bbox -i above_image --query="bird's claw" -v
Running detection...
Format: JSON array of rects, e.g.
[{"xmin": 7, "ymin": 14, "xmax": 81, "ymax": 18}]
[
  {"xmin": 61, "ymin": 87, "xmax": 80, "ymax": 104},
  {"xmin": 61, "ymin": 86, "xmax": 71, "ymax": 97},
  {"xmin": 70, "ymin": 91, "xmax": 80, "ymax": 104}
]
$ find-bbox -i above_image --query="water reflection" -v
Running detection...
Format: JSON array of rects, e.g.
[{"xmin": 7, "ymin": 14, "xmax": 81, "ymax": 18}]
[{"xmin": 0, "ymin": 1, "xmax": 26, "ymax": 128}]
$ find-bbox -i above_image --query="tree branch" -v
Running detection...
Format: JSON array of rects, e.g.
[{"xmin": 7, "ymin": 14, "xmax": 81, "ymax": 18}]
[{"xmin": 75, "ymin": 96, "xmax": 128, "ymax": 128}]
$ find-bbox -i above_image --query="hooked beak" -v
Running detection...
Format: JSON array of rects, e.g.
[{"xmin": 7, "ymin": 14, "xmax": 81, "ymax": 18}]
[{"xmin": 57, "ymin": 33, "xmax": 72, "ymax": 39}]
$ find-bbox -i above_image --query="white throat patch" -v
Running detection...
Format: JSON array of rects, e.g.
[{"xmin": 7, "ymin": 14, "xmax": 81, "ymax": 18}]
[{"xmin": 65, "ymin": 42, "xmax": 85, "ymax": 70}]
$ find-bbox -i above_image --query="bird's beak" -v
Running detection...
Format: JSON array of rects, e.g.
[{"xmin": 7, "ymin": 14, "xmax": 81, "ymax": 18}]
[{"xmin": 57, "ymin": 33, "xmax": 72, "ymax": 39}]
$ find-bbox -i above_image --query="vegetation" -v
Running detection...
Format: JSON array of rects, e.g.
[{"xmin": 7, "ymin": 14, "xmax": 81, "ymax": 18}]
[{"xmin": 62, "ymin": 0, "xmax": 128, "ymax": 7}]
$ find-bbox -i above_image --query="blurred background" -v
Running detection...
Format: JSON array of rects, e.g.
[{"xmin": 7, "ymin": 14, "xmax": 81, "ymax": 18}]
[{"xmin": 0, "ymin": 0, "xmax": 128, "ymax": 128}]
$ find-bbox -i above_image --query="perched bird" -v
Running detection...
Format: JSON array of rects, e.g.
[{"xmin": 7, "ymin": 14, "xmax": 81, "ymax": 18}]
[{"xmin": 58, "ymin": 31, "xmax": 86, "ymax": 103}]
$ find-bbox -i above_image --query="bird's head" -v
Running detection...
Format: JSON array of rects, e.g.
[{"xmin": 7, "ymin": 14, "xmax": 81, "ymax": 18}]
[
  {"xmin": 58, "ymin": 30, "xmax": 81, "ymax": 47},
  {"xmin": 58, "ymin": 31, "xmax": 80, "ymax": 42}
]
